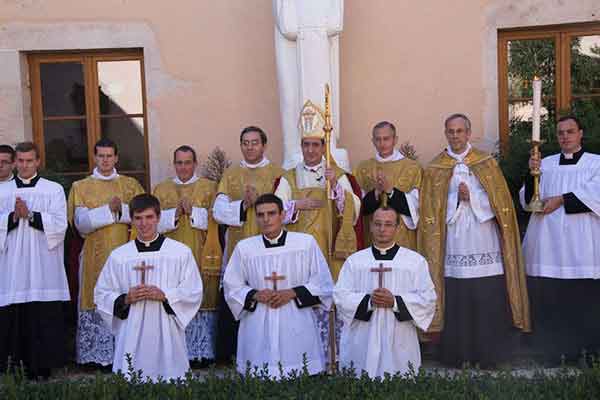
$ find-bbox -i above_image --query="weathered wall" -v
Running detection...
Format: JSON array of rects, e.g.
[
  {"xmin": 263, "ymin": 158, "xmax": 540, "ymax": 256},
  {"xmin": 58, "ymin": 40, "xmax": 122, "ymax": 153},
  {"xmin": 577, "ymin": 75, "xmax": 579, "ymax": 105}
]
[
  {"xmin": 0, "ymin": 0, "xmax": 598, "ymax": 185},
  {"xmin": 0, "ymin": 1, "xmax": 282, "ymax": 184}
]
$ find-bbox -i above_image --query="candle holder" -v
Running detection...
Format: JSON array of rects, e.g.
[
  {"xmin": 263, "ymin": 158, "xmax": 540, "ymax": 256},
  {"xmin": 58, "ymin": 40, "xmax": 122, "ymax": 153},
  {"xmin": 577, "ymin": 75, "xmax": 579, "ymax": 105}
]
[{"xmin": 524, "ymin": 140, "xmax": 544, "ymax": 213}]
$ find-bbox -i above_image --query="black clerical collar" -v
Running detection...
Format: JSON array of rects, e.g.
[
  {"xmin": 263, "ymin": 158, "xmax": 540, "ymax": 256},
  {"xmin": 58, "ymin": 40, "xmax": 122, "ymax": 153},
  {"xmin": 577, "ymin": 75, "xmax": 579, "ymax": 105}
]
[
  {"xmin": 560, "ymin": 148, "xmax": 584, "ymax": 165},
  {"xmin": 263, "ymin": 230, "xmax": 287, "ymax": 248},
  {"xmin": 15, "ymin": 174, "xmax": 41, "ymax": 188},
  {"xmin": 371, "ymin": 244, "xmax": 400, "ymax": 260},
  {"xmin": 135, "ymin": 234, "xmax": 166, "ymax": 252}
]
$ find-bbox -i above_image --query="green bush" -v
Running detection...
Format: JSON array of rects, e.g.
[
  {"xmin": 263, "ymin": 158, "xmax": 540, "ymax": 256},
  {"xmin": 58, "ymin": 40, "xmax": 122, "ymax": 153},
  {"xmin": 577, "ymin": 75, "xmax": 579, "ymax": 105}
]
[{"xmin": 2, "ymin": 362, "xmax": 600, "ymax": 400}]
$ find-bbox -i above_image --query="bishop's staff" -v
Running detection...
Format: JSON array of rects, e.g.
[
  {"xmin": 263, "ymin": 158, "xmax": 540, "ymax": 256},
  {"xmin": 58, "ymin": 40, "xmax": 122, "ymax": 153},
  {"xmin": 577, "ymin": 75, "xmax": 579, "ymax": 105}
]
[{"xmin": 323, "ymin": 84, "xmax": 338, "ymax": 374}]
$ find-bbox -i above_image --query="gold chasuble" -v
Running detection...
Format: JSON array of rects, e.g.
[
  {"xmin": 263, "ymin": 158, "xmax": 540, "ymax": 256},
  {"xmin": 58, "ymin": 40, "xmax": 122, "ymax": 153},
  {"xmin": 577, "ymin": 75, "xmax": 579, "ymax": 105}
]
[
  {"xmin": 153, "ymin": 178, "xmax": 220, "ymax": 310},
  {"xmin": 417, "ymin": 148, "xmax": 530, "ymax": 333},
  {"xmin": 67, "ymin": 176, "xmax": 144, "ymax": 310},
  {"xmin": 353, "ymin": 158, "xmax": 422, "ymax": 250},
  {"xmin": 280, "ymin": 166, "xmax": 358, "ymax": 281},
  {"xmin": 218, "ymin": 164, "xmax": 284, "ymax": 259}
]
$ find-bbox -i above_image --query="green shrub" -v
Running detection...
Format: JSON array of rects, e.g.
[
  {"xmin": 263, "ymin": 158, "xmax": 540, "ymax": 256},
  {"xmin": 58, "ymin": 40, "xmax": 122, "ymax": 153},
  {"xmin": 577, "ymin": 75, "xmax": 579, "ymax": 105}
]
[{"xmin": 2, "ymin": 361, "xmax": 600, "ymax": 400}]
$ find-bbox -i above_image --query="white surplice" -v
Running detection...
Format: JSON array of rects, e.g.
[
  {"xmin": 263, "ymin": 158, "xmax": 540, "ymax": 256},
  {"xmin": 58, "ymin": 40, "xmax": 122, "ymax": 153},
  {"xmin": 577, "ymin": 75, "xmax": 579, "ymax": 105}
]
[
  {"xmin": 444, "ymin": 146, "xmax": 504, "ymax": 279},
  {"xmin": 0, "ymin": 177, "xmax": 69, "ymax": 306},
  {"xmin": 223, "ymin": 232, "xmax": 334, "ymax": 378},
  {"xmin": 334, "ymin": 247, "xmax": 436, "ymax": 378},
  {"xmin": 94, "ymin": 238, "xmax": 203, "ymax": 381},
  {"xmin": 520, "ymin": 152, "xmax": 600, "ymax": 278}
]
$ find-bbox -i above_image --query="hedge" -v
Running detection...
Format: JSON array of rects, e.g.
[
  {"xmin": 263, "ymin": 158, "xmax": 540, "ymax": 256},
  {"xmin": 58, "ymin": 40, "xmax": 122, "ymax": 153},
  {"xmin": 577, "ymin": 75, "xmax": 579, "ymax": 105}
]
[{"xmin": 2, "ymin": 359, "xmax": 600, "ymax": 400}]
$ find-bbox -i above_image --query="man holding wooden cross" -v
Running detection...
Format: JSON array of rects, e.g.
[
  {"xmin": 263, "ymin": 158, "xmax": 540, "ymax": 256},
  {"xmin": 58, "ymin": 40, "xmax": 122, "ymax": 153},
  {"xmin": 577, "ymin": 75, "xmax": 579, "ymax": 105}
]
[
  {"xmin": 334, "ymin": 207, "xmax": 436, "ymax": 378},
  {"xmin": 223, "ymin": 193, "xmax": 334, "ymax": 379},
  {"xmin": 94, "ymin": 194, "xmax": 203, "ymax": 381}
]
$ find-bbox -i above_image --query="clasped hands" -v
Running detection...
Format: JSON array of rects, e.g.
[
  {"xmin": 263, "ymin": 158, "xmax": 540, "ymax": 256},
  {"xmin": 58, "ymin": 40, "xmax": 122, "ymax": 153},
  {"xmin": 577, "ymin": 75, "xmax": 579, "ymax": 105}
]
[
  {"xmin": 372, "ymin": 170, "xmax": 393, "ymax": 199},
  {"xmin": 175, "ymin": 197, "xmax": 193, "ymax": 219},
  {"xmin": 109, "ymin": 196, "xmax": 123, "ymax": 214},
  {"xmin": 242, "ymin": 184, "xmax": 258, "ymax": 211},
  {"xmin": 371, "ymin": 287, "xmax": 395, "ymax": 308},
  {"xmin": 125, "ymin": 284, "xmax": 166, "ymax": 304},
  {"xmin": 13, "ymin": 197, "xmax": 30, "ymax": 221},
  {"xmin": 253, "ymin": 289, "xmax": 296, "ymax": 309}
]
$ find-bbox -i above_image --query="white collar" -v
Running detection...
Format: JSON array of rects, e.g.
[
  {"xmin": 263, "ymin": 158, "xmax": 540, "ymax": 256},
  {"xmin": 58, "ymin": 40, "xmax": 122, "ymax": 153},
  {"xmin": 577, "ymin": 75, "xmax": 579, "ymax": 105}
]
[
  {"xmin": 92, "ymin": 167, "xmax": 119, "ymax": 181},
  {"xmin": 562, "ymin": 147, "xmax": 582, "ymax": 160},
  {"xmin": 446, "ymin": 143, "xmax": 472, "ymax": 163},
  {"xmin": 18, "ymin": 173, "xmax": 38, "ymax": 184},
  {"xmin": 375, "ymin": 149, "xmax": 404, "ymax": 163},
  {"xmin": 173, "ymin": 173, "xmax": 199, "ymax": 185},
  {"xmin": 302, "ymin": 159, "xmax": 324, "ymax": 172},
  {"xmin": 0, "ymin": 173, "xmax": 14, "ymax": 183},
  {"xmin": 263, "ymin": 229, "xmax": 284, "ymax": 245},
  {"xmin": 373, "ymin": 243, "xmax": 396, "ymax": 255},
  {"xmin": 137, "ymin": 233, "xmax": 160, "ymax": 247},
  {"xmin": 240, "ymin": 158, "xmax": 270, "ymax": 169}
]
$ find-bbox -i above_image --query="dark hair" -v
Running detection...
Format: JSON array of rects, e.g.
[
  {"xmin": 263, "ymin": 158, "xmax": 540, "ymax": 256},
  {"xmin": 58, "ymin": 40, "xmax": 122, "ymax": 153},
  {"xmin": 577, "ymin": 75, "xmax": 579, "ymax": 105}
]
[
  {"xmin": 240, "ymin": 126, "xmax": 268, "ymax": 145},
  {"xmin": 94, "ymin": 138, "xmax": 118, "ymax": 155},
  {"xmin": 129, "ymin": 194, "xmax": 161, "ymax": 219},
  {"xmin": 254, "ymin": 193, "xmax": 284, "ymax": 213},
  {"xmin": 372, "ymin": 121, "xmax": 397, "ymax": 137},
  {"xmin": 15, "ymin": 142, "xmax": 40, "ymax": 159},
  {"xmin": 557, "ymin": 115, "xmax": 583, "ymax": 131},
  {"xmin": 173, "ymin": 145, "xmax": 197, "ymax": 163},
  {"xmin": 444, "ymin": 113, "xmax": 472, "ymax": 131},
  {"xmin": 373, "ymin": 206, "xmax": 400, "ymax": 225},
  {"xmin": 0, "ymin": 145, "xmax": 15, "ymax": 162}
]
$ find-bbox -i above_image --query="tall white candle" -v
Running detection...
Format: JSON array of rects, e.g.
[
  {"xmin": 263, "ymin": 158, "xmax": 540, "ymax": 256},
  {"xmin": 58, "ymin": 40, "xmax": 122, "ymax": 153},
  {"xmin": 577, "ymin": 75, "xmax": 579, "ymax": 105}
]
[{"xmin": 532, "ymin": 76, "xmax": 542, "ymax": 142}]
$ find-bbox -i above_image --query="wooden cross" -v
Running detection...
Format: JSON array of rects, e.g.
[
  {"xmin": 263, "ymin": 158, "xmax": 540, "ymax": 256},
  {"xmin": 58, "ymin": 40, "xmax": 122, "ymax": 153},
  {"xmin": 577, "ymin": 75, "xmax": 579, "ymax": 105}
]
[
  {"xmin": 133, "ymin": 261, "xmax": 154, "ymax": 285},
  {"xmin": 264, "ymin": 271, "xmax": 286, "ymax": 291},
  {"xmin": 370, "ymin": 262, "xmax": 392, "ymax": 289}
]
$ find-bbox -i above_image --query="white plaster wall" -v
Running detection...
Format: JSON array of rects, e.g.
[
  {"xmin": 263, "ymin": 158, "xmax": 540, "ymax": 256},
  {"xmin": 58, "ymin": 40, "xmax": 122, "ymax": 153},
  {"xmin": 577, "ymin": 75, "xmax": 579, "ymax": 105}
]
[{"xmin": 0, "ymin": 21, "xmax": 188, "ymax": 185}]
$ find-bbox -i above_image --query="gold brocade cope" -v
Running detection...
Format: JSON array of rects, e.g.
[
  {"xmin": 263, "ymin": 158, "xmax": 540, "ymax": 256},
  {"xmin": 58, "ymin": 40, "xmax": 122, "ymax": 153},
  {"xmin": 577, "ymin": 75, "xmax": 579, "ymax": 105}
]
[
  {"xmin": 217, "ymin": 164, "xmax": 284, "ymax": 259},
  {"xmin": 417, "ymin": 148, "xmax": 531, "ymax": 333},
  {"xmin": 283, "ymin": 166, "xmax": 355, "ymax": 281},
  {"xmin": 353, "ymin": 158, "xmax": 422, "ymax": 250},
  {"xmin": 153, "ymin": 178, "xmax": 220, "ymax": 310},
  {"xmin": 67, "ymin": 175, "xmax": 144, "ymax": 311}
]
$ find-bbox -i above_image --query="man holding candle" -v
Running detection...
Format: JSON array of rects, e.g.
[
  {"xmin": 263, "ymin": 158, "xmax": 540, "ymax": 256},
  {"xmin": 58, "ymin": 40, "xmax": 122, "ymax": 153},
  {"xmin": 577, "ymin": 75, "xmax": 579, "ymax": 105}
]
[
  {"xmin": 521, "ymin": 115, "xmax": 600, "ymax": 364},
  {"xmin": 418, "ymin": 114, "xmax": 530, "ymax": 368}
]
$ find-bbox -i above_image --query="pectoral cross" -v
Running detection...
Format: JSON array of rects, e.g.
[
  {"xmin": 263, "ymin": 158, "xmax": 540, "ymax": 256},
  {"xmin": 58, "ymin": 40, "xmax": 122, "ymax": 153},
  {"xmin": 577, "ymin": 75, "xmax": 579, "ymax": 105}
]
[
  {"xmin": 370, "ymin": 262, "xmax": 392, "ymax": 289},
  {"xmin": 133, "ymin": 261, "xmax": 154, "ymax": 285},
  {"xmin": 264, "ymin": 271, "xmax": 286, "ymax": 291}
]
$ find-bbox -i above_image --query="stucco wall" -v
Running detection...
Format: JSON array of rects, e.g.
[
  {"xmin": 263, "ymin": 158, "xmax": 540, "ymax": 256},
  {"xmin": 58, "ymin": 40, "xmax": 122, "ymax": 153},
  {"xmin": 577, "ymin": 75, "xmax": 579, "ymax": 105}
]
[{"xmin": 0, "ymin": 0, "xmax": 598, "ymax": 185}]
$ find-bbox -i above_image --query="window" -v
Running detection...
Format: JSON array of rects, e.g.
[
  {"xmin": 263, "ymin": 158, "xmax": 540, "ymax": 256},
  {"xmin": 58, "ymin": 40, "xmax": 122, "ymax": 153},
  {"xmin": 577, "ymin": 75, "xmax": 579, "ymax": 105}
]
[
  {"xmin": 498, "ymin": 22, "xmax": 600, "ymax": 152},
  {"xmin": 28, "ymin": 49, "xmax": 150, "ymax": 190}
]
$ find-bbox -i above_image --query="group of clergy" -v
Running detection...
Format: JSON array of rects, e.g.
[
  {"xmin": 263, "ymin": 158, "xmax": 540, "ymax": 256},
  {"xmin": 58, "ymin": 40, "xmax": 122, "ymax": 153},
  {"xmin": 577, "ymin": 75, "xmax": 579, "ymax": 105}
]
[{"xmin": 0, "ymin": 101, "xmax": 598, "ymax": 381}]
